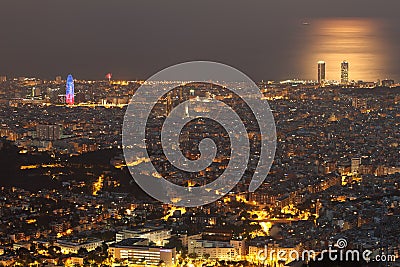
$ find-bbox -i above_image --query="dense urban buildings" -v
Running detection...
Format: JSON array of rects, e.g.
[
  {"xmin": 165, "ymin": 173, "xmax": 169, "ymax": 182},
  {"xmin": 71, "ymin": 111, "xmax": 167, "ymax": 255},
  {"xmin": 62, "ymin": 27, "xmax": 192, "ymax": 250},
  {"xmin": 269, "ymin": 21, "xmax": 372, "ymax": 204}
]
[{"xmin": 0, "ymin": 72, "xmax": 399, "ymax": 266}]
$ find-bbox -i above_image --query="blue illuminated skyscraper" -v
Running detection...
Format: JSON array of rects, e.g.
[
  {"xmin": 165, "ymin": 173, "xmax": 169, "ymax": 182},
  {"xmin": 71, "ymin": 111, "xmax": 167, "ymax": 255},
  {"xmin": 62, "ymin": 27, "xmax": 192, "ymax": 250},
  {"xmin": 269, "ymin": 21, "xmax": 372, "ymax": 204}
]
[{"xmin": 66, "ymin": 74, "xmax": 74, "ymax": 105}]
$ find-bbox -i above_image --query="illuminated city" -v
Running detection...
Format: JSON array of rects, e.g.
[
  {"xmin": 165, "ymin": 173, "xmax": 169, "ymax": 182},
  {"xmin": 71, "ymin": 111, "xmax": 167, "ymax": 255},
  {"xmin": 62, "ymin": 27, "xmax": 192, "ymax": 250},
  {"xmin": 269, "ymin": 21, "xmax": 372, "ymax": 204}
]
[{"xmin": 0, "ymin": 1, "xmax": 399, "ymax": 267}]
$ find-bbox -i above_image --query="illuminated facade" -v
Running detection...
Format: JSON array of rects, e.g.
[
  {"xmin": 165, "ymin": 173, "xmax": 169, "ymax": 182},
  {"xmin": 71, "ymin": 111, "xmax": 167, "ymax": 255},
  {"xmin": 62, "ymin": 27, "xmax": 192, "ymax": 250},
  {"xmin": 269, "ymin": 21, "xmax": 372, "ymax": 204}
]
[
  {"xmin": 317, "ymin": 61, "xmax": 326, "ymax": 85},
  {"xmin": 188, "ymin": 239, "xmax": 245, "ymax": 260},
  {"xmin": 108, "ymin": 239, "xmax": 176, "ymax": 267},
  {"xmin": 341, "ymin": 61, "xmax": 349, "ymax": 84},
  {"xmin": 66, "ymin": 74, "xmax": 74, "ymax": 105},
  {"xmin": 36, "ymin": 124, "xmax": 62, "ymax": 140},
  {"xmin": 116, "ymin": 228, "xmax": 171, "ymax": 246},
  {"xmin": 55, "ymin": 239, "xmax": 102, "ymax": 254}
]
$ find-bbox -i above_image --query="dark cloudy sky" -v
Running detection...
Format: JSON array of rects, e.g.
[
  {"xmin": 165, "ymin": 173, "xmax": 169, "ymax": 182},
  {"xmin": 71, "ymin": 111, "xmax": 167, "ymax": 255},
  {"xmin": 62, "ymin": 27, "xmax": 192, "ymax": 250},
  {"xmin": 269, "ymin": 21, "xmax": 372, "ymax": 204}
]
[{"xmin": 0, "ymin": 0, "xmax": 399, "ymax": 81}]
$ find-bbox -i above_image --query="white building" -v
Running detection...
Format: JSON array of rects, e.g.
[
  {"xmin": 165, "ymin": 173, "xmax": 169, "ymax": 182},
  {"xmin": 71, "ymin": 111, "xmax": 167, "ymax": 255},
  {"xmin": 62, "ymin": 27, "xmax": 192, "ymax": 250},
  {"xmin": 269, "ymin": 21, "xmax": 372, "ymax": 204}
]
[
  {"xmin": 188, "ymin": 239, "xmax": 245, "ymax": 260},
  {"xmin": 108, "ymin": 238, "xmax": 176, "ymax": 267},
  {"xmin": 55, "ymin": 239, "xmax": 102, "ymax": 254},
  {"xmin": 116, "ymin": 227, "xmax": 171, "ymax": 246}
]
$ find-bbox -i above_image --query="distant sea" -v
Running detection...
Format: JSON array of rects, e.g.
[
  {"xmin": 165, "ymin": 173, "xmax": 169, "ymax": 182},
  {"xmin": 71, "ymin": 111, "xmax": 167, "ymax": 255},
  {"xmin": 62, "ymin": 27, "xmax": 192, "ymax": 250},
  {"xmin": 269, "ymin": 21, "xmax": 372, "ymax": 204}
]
[{"xmin": 282, "ymin": 18, "xmax": 399, "ymax": 82}]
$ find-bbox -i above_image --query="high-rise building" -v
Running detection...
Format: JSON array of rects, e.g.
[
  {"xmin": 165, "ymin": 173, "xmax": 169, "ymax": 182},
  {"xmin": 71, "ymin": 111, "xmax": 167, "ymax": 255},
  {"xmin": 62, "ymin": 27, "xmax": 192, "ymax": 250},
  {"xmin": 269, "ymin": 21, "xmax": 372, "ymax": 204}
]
[
  {"xmin": 55, "ymin": 76, "xmax": 62, "ymax": 83},
  {"xmin": 351, "ymin": 157, "xmax": 361, "ymax": 174},
  {"xmin": 165, "ymin": 94, "xmax": 172, "ymax": 116},
  {"xmin": 66, "ymin": 74, "xmax": 74, "ymax": 105},
  {"xmin": 352, "ymin": 97, "xmax": 367, "ymax": 109},
  {"xmin": 0, "ymin": 76, "xmax": 6, "ymax": 82},
  {"xmin": 341, "ymin": 61, "xmax": 349, "ymax": 84},
  {"xmin": 36, "ymin": 124, "xmax": 62, "ymax": 140},
  {"xmin": 317, "ymin": 61, "xmax": 326, "ymax": 85}
]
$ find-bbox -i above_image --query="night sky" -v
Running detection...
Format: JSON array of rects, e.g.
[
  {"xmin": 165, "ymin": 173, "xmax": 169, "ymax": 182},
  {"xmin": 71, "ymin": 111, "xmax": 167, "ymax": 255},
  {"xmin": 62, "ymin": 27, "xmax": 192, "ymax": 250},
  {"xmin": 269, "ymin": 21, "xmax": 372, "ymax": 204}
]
[{"xmin": 0, "ymin": 0, "xmax": 399, "ymax": 81}]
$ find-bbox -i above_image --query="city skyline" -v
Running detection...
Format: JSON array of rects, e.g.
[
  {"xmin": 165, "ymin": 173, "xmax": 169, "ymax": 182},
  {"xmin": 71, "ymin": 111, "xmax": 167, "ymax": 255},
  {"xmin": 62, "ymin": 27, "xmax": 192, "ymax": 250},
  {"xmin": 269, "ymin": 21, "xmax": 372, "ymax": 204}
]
[{"xmin": 0, "ymin": 59, "xmax": 397, "ymax": 84}]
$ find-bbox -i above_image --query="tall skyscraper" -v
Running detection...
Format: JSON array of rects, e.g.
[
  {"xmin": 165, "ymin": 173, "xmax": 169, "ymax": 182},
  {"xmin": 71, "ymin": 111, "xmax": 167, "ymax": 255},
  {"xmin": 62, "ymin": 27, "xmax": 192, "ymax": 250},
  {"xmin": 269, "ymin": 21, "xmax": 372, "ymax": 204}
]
[
  {"xmin": 66, "ymin": 74, "xmax": 74, "ymax": 105},
  {"xmin": 317, "ymin": 61, "xmax": 326, "ymax": 85},
  {"xmin": 55, "ymin": 76, "xmax": 62, "ymax": 83},
  {"xmin": 341, "ymin": 61, "xmax": 349, "ymax": 84},
  {"xmin": 0, "ymin": 76, "xmax": 6, "ymax": 82}
]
